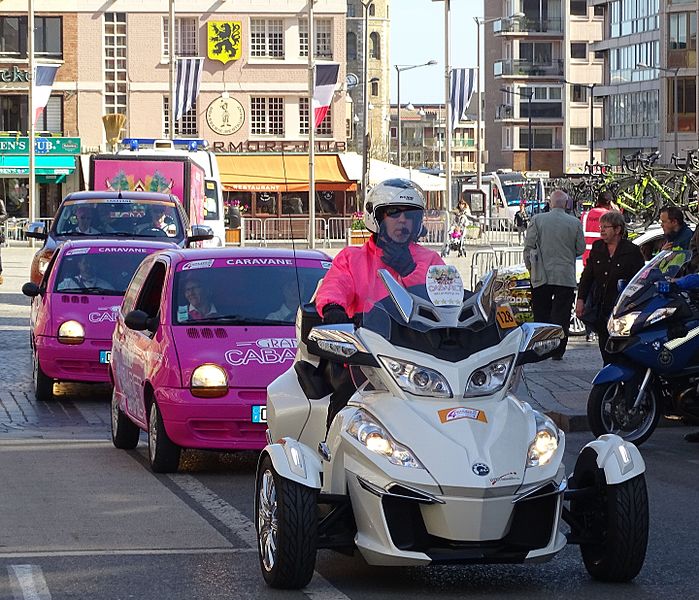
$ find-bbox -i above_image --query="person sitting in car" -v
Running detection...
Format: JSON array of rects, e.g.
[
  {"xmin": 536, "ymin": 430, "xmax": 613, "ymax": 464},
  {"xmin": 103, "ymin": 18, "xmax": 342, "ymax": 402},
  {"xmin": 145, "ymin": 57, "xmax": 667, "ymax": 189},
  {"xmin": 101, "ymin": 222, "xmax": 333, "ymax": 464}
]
[
  {"xmin": 180, "ymin": 275, "xmax": 218, "ymax": 321},
  {"xmin": 266, "ymin": 280, "xmax": 300, "ymax": 322},
  {"xmin": 58, "ymin": 255, "xmax": 114, "ymax": 291},
  {"xmin": 71, "ymin": 205, "xmax": 101, "ymax": 235},
  {"xmin": 136, "ymin": 205, "xmax": 172, "ymax": 235}
]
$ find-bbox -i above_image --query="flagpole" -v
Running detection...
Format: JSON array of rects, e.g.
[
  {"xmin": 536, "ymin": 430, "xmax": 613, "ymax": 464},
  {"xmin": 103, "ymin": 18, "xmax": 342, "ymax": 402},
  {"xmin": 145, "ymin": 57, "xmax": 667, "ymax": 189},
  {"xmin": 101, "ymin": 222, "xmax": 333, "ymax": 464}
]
[
  {"xmin": 443, "ymin": 0, "xmax": 451, "ymax": 212},
  {"xmin": 28, "ymin": 0, "xmax": 36, "ymax": 230},
  {"xmin": 169, "ymin": 0, "xmax": 176, "ymax": 140},
  {"xmin": 308, "ymin": 0, "xmax": 316, "ymax": 249}
]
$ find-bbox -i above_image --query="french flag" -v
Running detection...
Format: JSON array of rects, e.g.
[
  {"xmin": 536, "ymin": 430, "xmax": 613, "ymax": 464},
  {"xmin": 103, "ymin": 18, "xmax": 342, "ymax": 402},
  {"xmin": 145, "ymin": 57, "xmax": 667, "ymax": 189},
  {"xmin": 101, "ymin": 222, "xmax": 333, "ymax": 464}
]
[
  {"xmin": 313, "ymin": 63, "xmax": 339, "ymax": 130},
  {"xmin": 33, "ymin": 64, "xmax": 59, "ymax": 126}
]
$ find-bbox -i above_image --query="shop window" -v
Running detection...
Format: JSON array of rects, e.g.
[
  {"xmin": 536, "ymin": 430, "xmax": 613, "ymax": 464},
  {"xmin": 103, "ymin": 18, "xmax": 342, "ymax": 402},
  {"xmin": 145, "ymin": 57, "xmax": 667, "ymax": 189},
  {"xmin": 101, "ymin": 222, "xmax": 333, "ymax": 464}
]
[
  {"xmin": 255, "ymin": 192, "xmax": 277, "ymax": 215},
  {"xmin": 281, "ymin": 192, "xmax": 309, "ymax": 215}
]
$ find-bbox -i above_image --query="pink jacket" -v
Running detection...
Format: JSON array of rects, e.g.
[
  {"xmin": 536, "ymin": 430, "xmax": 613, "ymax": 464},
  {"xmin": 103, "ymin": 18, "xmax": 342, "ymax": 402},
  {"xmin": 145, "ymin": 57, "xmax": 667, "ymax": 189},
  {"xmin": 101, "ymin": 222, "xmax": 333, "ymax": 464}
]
[{"xmin": 316, "ymin": 237, "xmax": 445, "ymax": 317}]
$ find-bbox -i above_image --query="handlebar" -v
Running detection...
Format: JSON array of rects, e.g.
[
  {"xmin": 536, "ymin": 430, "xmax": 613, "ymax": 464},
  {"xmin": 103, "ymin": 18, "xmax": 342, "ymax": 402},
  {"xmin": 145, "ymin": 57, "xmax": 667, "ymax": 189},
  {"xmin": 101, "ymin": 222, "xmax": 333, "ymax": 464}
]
[{"xmin": 622, "ymin": 150, "xmax": 660, "ymax": 174}]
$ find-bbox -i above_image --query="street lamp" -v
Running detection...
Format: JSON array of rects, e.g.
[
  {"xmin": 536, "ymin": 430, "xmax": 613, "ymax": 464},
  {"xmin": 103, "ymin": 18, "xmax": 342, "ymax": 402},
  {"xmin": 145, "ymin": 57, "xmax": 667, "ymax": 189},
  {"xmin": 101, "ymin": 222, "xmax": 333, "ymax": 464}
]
[
  {"xmin": 638, "ymin": 62, "xmax": 678, "ymax": 157},
  {"xmin": 501, "ymin": 87, "xmax": 533, "ymax": 171},
  {"xmin": 561, "ymin": 79, "xmax": 597, "ymax": 167},
  {"xmin": 361, "ymin": 0, "xmax": 373, "ymax": 202},
  {"xmin": 395, "ymin": 60, "xmax": 437, "ymax": 167}
]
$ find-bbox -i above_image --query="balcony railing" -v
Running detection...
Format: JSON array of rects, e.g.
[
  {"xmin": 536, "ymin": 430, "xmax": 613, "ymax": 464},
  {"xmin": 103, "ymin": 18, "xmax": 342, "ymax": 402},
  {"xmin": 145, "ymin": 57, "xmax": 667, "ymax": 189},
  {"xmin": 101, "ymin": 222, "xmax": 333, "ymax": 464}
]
[
  {"xmin": 496, "ymin": 104, "xmax": 514, "ymax": 119},
  {"xmin": 494, "ymin": 58, "xmax": 564, "ymax": 78},
  {"xmin": 493, "ymin": 16, "xmax": 563, "ymax": 35}
]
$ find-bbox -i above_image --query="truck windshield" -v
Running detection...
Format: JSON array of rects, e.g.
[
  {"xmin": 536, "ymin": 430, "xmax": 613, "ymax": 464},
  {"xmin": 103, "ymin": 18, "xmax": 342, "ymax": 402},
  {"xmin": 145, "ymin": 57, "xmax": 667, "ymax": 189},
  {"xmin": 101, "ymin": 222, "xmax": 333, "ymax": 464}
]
[{"xmin": 54, "ymin": 199, "xmax": 184, "ymax": 241}]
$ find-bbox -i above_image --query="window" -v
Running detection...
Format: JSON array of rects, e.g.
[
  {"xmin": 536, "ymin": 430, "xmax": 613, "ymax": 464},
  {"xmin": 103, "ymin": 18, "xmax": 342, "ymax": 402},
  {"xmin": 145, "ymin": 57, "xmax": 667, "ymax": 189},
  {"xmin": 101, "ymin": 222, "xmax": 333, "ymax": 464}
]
[
  {"xmin": 347, "ymin": 3, "xmax": 356, "ymax": 17},
  {"xmin": 163, "ymin": 17, "xmax": 198, "ymax": 57},
  {"xmin": 38, "ymin": 96, "xmax": 63, "ymax": 133},
  {"xmin": 570, "ymin": 127, "xmax": 587, "ymax": 146},
  {"xmin": 369, "ymin": 4, "xmax": 376, "ymax": 16},
  {"xmin": 105, "ymin": 13, "xmax": 127, "ymax": 119},
  {"xmin": 370, "ymin": 32, "xmax": 380, "ymax": 59},
  {"xmin": 570, "ymin": 0, "xmax": 587, "ymax": 16},
  {"xmin": 668, "ymin": 77, "xmax": 697, "ymax": 132},
  {"xmin": 0, "ymin": 16, "xmax": 61, "ymax": 58},
  {"xmin": 299, "ymin": 97, "xmax": 332, "ymax": 136},
  {"xmin": 594, "ymin": 50, "xmax": 605, "ymax": 60},
  {"xmin": 571, "ymin": 42, "xmax": 587, "ymax": 59},
  {"xmin": 347, "ymin": 32, "xmax": 357, "ymax": 60},
  {"xmin": 668, "ymin": 12, "xmax": 697, "ymax": 68},
  {"xmin": 251, "ymin": 19, "xmax": 284, "ymax": 58},
  {"xmin": 572, "ymin": 84, "xmax": 589, "ymax": 103},
  {"xmin": 251, "ymin": 97, "xmax": 284, "ymax": 135},
  {"xmin": 594, "ymin": 5, "xmax": 605, "ymax": 16},
  {"xmin": 518, "ymin": 127, "xmax": 559, "ymax": 149},
  {"xmin": 299, "ymin": 18, "xmax": 333, "ymax": 59},
  {"xmin": 519, "ymin": 42, "xmax": 552, "ymax": 64},
  {"xmin": 371, "ymin": 80, "xmax": 379, "ymax": 96},
  {"xmin": 0, "ymin": 96, "xmax": 27, "ymax": 132},
  {"xmin": 163, "ymin": 97, "xmax": 198, "ymax": 136},
  {"xmin": 606, "ymin": 90, "xmax": 659, "ymax": 140}
]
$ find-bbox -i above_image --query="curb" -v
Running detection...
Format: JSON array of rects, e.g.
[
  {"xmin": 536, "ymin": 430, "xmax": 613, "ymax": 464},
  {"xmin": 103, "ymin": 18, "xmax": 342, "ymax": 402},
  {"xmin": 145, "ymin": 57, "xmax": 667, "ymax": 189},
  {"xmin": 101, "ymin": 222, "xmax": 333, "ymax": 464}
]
[{"xmin": 546, "ymin": 410, "xmax": 687, "ymax": 434}]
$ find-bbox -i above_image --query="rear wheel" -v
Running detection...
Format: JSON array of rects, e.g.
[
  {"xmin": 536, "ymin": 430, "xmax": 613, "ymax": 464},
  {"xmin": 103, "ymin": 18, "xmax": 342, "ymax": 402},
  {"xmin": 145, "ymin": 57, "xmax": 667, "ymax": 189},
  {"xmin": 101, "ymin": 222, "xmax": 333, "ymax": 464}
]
[
  {"xmin": 148, "ymin": 402, "xmax": 181, "ymax": 473},
  {"xmin": 255, "ymin": 455, "xmax": 318, "ymax": 589},
  {"xmin": 587, "ymin": 381, "xmax": 660, "ymax": 446},
  {"xmin": 32, "ymin": 349, "xmax": 54, "ymax": 402},
  {"xmin": 111, "ymin": 390, "xmax": 140, "ymax": 450}
]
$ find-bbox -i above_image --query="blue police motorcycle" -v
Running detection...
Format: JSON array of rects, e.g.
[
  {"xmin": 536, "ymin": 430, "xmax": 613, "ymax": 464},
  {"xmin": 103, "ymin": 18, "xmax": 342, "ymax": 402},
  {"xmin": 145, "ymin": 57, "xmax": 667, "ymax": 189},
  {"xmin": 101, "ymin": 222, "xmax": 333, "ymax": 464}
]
[{"xmin": 587, "ymin": 250, "xmax": 699, "ymax": 445}]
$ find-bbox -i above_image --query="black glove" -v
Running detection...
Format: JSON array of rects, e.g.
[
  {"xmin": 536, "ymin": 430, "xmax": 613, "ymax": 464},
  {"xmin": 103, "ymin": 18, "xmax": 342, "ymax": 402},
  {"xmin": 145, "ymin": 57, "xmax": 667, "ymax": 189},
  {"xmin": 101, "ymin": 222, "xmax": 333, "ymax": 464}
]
[{"xmin": 322, "ymin": 304, "xmax": 350, "ymax": 324}]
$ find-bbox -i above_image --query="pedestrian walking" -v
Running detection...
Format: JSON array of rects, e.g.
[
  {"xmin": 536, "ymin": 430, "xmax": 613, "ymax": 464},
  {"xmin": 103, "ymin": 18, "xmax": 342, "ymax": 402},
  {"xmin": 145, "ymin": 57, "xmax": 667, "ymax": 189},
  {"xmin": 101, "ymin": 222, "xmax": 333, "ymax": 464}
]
[
  {"xmin": 514, "ymin": 202, "xmax": 528, "ymax": 244},
  {"xmin": 524, "ymin": 189, "xmax": 585, "ymax": 360},
  {"xmin": 0, "ymin": 198, "xmax": 7, "ymax": 285},
  {"xmin": 576, "ymin": 210, "xmax": 645, "ymax": 365}
]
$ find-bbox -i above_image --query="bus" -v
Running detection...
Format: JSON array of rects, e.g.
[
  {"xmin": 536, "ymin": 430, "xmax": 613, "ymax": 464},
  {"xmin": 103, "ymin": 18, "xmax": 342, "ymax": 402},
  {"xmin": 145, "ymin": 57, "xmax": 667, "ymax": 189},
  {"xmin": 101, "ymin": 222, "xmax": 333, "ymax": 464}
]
[{"xmin": 463, "ymin": 171, "xmax": 548, "ymax": 223}]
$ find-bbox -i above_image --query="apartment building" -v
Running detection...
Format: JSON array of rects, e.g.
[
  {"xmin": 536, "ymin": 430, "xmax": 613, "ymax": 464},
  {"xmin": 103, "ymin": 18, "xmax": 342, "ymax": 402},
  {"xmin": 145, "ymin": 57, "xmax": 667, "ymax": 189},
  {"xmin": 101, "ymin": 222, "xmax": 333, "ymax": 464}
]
[
  {"xmin": 0, "ymin": 0, "xmax": 349, "ymax": 217},
  {"xmin": 484, "ymin": 0, "xmax": 604, "ymax": 176}
]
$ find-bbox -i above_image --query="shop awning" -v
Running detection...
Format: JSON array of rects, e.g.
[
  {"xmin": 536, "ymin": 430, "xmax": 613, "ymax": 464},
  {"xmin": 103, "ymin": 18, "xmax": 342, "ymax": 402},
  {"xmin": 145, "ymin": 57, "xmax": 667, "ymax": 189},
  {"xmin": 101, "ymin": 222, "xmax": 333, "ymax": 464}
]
[
  {"xmin": 217, "ymin": 154, "xmax": 356, "ymax": 193},
  {"xmin": 0, "ymin": 155, "xmax": 77, "ymax": 177}
]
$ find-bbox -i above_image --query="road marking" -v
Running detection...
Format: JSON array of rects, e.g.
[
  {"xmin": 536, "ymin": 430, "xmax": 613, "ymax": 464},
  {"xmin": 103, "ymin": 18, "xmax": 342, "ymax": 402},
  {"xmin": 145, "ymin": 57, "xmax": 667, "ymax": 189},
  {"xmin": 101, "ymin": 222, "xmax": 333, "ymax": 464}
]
[
  {"xmin": 168, "ymin": 474, "xmax": 352, "ymax": 600},
  {"xmin": 0, "ymin": 548, "xmax": 254, "ymax": 559},
  {"xmin": 8, "ymin": 565, "xmax": 51, "ymax": 600}
]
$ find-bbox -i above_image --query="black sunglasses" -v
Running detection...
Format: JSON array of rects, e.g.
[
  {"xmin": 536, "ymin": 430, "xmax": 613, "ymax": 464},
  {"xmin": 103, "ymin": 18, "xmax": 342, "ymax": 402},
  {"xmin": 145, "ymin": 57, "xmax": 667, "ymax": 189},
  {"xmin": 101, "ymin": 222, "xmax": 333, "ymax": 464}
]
[{"xmin": 382, "ymin": 206, "xmax": 419, "ymax": 219}]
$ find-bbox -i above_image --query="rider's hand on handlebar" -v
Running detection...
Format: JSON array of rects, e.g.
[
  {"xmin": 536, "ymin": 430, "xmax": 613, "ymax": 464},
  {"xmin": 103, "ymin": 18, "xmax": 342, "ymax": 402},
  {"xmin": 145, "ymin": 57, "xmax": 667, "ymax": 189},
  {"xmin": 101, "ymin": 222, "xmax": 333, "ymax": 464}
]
[
  {"xmin": 655, "ymin": 280, "xmax": 678, "ymax": 295},
  {"xmin": 322, "ymin": 304, "xmax": 351, "ymax": 325}
]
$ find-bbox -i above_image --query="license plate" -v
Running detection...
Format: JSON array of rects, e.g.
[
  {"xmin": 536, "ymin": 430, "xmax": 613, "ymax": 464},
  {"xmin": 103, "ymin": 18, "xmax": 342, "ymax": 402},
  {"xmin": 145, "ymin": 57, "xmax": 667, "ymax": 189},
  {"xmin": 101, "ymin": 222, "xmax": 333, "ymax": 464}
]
[
  {"xmin": 496, "ymin": 305, "xmax": 517, "ymax": 329},
  {"xmin": 99, "ymin": 350, "xmax": 112, "ymax": 364},
  {"xmin": 252, "ymin": 405, "xmax": 267, "ymax": 424}
]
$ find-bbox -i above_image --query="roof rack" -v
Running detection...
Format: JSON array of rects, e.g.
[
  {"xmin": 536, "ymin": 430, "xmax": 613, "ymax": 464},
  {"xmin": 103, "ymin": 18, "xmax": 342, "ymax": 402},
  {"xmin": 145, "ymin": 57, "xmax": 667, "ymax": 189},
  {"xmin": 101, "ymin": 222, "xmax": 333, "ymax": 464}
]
[{"xmin": 120, "ymin": 138, "xmax": 208, "ymax": 152}]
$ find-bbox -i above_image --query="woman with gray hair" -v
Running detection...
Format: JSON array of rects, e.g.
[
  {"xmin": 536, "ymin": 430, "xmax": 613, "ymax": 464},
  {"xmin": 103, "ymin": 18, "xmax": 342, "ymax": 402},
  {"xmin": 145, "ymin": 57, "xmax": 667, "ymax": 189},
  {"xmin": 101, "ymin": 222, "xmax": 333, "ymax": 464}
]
[{"xmin": 576, "ymin": 210, "xmax": 644, "ymax": 364}]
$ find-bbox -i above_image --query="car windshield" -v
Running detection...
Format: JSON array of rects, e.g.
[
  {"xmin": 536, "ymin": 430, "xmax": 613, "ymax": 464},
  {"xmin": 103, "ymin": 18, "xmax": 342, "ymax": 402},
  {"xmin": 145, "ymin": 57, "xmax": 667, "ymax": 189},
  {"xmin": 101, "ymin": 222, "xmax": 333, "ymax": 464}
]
[
  {"xmin": 53, "ymin": 199, "xmax": 184, "ymax": 241},
  {"xmin": 172, "ymin": 260, "xmax": 329, "ymax": 325},
  {"xmin": 54, "ymin": 247, "xmax": 159, "ymax": 295},
  {"xmin": 613, "ymin": 249, "xmax": 690, "ymax": 315}
]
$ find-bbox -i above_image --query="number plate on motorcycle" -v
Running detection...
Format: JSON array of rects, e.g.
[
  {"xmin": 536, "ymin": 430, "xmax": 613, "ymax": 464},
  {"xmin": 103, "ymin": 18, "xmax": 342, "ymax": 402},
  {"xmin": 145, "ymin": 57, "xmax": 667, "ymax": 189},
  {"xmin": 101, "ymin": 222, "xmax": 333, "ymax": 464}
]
[
  {"xmin": 496, "ymin": 305, "xmax": 517, "ymax": 329},
  {"xmin": 252, "ymin": 405, "xmax": 267, "ymax": 423}
]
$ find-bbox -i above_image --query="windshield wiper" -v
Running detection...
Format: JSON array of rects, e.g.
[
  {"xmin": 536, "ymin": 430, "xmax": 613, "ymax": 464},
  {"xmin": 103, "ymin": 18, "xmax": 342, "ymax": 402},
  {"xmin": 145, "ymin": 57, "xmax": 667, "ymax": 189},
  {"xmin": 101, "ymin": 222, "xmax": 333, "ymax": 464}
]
[
  {"xmin": 190, "ymin": 315, "xmax": 271, "ymax": 325},
  {"xmin": 58, "ymin": 286, "xmax": 120, "ymax": 295}
]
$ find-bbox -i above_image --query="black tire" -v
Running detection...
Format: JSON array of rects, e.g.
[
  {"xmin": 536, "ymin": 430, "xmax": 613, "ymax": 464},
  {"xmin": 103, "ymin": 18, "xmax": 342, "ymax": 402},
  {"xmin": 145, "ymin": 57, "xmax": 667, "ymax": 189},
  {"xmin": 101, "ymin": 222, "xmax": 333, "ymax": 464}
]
[
  {"xmin": 255, "ymin": 455, "xmax": 318, "ymax": 589},
  {"xmin": 32, "ymin": 349, "xmax": 54, "ymax": 402},
  {"xmin": 580, "ymin": 473, "xmax": 649, "ymax": 582},
  {"xmin": 587, "ymin": 381, "xmax": 660, "ymax": 446},
  {"xmin": 148, "ymin": 402, "xmax": 181, "ymax": 473},
  {"xmin": 111, "ymin": 389, "xmax": 140, "ymax": 450}
]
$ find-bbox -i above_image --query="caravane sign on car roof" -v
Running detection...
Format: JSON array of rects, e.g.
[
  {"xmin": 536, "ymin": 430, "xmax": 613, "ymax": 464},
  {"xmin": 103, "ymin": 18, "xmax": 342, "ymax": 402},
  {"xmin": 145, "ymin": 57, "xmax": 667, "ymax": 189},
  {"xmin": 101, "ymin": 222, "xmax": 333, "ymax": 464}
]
[
  {"xmin": 177, "ymin": 257, "xmax": 330, "ymax": 271},
  {"xmin": 62, "ymin": 198, "xmax": 177, "ymax": 206}
]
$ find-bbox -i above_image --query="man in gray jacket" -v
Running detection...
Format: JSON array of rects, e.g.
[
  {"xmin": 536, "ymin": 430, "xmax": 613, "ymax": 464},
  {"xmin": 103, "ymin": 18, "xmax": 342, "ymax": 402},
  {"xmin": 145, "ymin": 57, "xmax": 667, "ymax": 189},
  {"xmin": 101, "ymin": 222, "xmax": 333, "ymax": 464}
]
[{"xmin": 524, "ymin": 189, "xmax": 585, "ymax": 360}]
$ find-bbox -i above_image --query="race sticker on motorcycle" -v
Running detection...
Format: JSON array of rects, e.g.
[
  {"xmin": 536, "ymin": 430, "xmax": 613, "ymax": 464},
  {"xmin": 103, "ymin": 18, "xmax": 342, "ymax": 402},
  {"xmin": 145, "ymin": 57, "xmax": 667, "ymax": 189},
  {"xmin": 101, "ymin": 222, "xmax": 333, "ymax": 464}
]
[
  {"xmin": 426, "ymin": 265, "xmax": 464, "ymax": 306},
  {"xmin": 438, "ymin": 407, "xmax": 487, "ymax": 424},
  {"xmin": 496, "ymin": 305, "xmax": 517, "ymax": 329}
]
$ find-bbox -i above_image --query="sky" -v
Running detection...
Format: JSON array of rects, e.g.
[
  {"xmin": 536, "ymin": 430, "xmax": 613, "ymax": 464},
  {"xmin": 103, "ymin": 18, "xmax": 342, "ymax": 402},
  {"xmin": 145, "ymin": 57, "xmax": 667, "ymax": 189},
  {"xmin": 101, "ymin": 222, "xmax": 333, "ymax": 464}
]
[{"xmin": 389, "ymin": 1, "xmax": 483, "ymax": 105}]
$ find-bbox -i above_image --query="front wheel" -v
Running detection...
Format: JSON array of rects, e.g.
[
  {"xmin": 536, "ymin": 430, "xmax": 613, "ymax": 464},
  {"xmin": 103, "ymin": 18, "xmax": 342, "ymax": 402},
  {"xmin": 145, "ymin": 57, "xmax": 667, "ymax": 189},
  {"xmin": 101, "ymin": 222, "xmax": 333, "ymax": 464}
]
[
  {"xmin": 587, "ymin": 380, "xmax": 660, "ymax": 446},
  {"xmin": 32, "ymin": 349, "xmax": 54, "ymax": 402},
  {"xmin": 569, "ymin": 310, "xmax": 586, "ymax": 337},
  {"xmin": 255, "ymin": 455, "xmax": 318, "ymax": 589},
  {"xmin": 148, "ymin": 402, "xmax": 181, "ymax": 473}
]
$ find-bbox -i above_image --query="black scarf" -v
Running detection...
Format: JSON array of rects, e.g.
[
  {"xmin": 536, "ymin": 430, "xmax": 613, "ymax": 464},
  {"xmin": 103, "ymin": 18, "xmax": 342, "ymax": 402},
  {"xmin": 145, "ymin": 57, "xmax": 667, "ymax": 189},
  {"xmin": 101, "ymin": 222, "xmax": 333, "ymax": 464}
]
[{"xmin": 376, "ymin": 230, "xmax": 416, "ymax": 276}]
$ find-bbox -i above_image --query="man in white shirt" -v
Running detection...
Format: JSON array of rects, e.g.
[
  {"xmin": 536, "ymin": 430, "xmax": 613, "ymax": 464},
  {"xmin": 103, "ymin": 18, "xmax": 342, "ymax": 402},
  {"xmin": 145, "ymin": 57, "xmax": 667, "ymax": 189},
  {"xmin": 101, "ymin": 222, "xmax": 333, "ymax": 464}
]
[
  {"xmin": 266, "ymin": 281, "xmax": 299, "ymax": 322},
  {"xmin": 72, "ymin": 206, "xmax": 101, "ymax": 235},
  {"xmin": 182, "ymin": 276, "xmax": 218, "ymax": 320},
  {"xmin": 58, "ymin": 256, "xmax": 113, "ymax": 290}
]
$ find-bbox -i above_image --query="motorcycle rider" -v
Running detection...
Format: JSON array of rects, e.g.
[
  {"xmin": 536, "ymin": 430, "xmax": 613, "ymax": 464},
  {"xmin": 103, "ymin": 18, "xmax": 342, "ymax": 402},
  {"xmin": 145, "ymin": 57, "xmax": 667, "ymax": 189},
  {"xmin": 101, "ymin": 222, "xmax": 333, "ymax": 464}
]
[{"xmin": 315, "ymin": 178, "xmax": 445, "ymax": 428}]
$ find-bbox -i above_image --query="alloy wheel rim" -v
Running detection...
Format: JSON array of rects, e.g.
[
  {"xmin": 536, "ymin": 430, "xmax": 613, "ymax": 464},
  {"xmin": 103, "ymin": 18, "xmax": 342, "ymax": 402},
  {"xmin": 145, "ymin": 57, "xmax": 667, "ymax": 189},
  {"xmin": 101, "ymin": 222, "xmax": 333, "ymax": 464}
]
[
  {"xmin": 600, "ymin": 382, "xmax": 655, "ymax": 441},
  {"xmin": 149, "ymin": 404, "xmax": 157, "ymax": 462},
  {"xmin": 258, "ymin": 469, "xmax": 278, "ymax": 572}
]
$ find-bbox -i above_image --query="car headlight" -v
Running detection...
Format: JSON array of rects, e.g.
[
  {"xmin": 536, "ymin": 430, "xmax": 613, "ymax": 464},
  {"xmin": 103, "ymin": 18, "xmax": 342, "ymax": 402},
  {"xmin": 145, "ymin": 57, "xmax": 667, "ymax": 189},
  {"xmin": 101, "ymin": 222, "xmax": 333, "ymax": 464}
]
[
  {"xmin": 346, "ymin": 410, "xmax": 423, "ymax": 468},
  {"xmin": 36, "ymin": 249, "xmax": 53, "ymax": 276},
  {"xmin": 647, "ymin": 306, "xmax": 676, "ymax": 325},
  {"xmin": 190, "ymin": 364, "xmax": 228, "ymax": 398},
  {"xmin": 527, "ymin": 414, "xmax": 559, "ymax": 467},
  {"xmin": 378, "ymin": 356, "xmax": 452, "ymax": 398},
  {"xmin": 608, "ymin": 311, "xmax": 641, "ymax": 337},
  {"xmin": 464, "ymin": 355, "xmax": 514, "ymax": 398},
  {"xmin": 57, "ymin": 320, "xmax": 85, "ymax": 344}
]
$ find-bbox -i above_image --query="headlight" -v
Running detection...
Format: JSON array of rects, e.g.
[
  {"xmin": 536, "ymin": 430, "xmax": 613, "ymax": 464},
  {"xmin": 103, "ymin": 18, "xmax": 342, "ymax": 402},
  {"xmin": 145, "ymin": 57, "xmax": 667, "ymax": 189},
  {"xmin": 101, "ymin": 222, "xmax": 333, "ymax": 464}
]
[
  {"xmin": 608, "ymin": 311, "xmax": 640, "ymax": 337},
  {"xmin": 647, "ymin": 306, "xmax": 676, "ymax": 325},
  {"xmin": 190, "ymin": 364, "xmax": 228, "ymax": 398},
  {"xmin": 346, "ymin": 410, "xmax": 423, "ymax": 468},
  {"xmin": 378, "ymin": 356, "xmax": 452, "ymax": 398},
  {"xmin": 57, "ymin": 320, "xmax": 85, "ymax": 344},
  {"xmin": 527, "ymin": 414, "xmax": 559, "ymax": 467},
  {"xmin": 464, "ymin": 355, "xmax": 514, "ymax": 398}
]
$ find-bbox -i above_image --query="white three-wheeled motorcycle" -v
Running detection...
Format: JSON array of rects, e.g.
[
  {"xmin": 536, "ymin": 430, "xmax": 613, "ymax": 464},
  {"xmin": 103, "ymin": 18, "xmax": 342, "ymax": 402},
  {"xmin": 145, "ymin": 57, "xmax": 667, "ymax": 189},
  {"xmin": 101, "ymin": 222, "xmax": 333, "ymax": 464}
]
[{"xmin": 255, "ymin": 259, "xmax": 649, "ymax": 589}]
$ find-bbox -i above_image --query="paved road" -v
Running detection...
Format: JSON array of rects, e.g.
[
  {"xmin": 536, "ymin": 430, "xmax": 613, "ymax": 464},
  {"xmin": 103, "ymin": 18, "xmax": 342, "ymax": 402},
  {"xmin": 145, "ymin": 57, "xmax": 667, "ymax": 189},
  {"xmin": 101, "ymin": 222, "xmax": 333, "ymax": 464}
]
[{"xmin": 2, "ymin": 246, "xmax": 699, "ymax": 599}]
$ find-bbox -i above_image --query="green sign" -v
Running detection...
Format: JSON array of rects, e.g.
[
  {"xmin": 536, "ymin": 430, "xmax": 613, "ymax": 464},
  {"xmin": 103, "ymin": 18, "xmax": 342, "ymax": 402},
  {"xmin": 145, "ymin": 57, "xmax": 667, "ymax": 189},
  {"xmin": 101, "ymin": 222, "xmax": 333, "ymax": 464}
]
[{"xmin": 0, "ymin": 137, "xmax": 81, "ymax": 155}]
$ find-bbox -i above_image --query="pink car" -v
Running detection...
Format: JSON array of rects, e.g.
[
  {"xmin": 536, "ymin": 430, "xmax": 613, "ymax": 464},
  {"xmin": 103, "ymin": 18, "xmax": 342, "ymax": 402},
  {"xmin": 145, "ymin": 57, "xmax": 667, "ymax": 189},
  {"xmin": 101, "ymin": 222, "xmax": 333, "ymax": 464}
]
[
  {"xmin": 22, "ymin": 239, "xmax": 176, "ymax": 402},
  {"xmin": 109, "ymin": 247, "xmax": 331, "ymax": 473}
]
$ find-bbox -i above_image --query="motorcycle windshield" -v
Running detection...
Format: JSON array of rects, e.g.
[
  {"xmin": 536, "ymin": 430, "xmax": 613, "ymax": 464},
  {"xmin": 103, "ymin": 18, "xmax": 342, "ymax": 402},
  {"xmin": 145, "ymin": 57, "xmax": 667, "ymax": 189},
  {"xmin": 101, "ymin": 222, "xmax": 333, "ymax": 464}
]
[
  {"xmin": 613, "ymin": 249, "xmax": 690, "ymax": 315},
  {"xmin": 358, "ymin": 210, "xmax": 498, "ymax": 344}
]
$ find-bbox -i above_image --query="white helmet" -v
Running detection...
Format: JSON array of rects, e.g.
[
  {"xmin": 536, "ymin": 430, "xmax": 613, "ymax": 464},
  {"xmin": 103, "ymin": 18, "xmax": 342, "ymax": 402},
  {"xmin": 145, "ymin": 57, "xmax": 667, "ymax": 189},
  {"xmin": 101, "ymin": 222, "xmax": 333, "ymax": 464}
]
[{"xmin": 363, "ymin": 178, "xmax": 426, "ymax": 234}]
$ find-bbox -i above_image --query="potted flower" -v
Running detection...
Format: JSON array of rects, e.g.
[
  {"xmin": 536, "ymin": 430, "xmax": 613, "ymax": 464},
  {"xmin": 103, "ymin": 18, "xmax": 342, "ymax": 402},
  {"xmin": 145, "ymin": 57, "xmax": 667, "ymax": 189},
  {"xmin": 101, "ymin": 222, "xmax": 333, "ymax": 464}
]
[{"xmin": 348, "ymin": 210, "xmax": 372, "ymax": 245}]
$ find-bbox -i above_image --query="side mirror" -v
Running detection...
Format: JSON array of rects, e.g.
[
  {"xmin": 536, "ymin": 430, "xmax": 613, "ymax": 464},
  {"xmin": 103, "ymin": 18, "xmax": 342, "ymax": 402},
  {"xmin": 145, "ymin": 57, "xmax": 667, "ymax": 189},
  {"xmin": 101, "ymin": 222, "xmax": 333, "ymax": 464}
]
[
  {"xmin": 186, "ymin": 225, "xmax": 214, "ymax": 247},
  {"xmin": 617, "ymin": 279, "xmax": 628, "ymax": 293},
  {"xmin": 26, "ymin": 222, "xmax": 47, "ymax": 240},
  {"xmin": 22, "ymin": 282, "xmax": 42, "ymax": 297},
  {"xmin": 124, "ymin": 309, "xmax": 158, "ymax": 334},
  {"xmin": 516, "ymin": 323, "xmax": 564, "ymax": 365}
]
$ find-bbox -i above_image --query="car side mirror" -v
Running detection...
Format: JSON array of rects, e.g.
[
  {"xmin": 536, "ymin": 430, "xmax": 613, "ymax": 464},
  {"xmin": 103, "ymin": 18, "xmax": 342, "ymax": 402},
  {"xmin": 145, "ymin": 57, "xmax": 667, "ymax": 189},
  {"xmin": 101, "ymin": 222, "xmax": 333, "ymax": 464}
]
[
  {"xmin": 22, "ymin": 282, "xmax": 43, "ymax": 297},
  {"xmin": 25, "ymin": 222, "xmax": 47, "ymax": 240},
  {"xmin": 125, "ymin": 309, "xmax": 158, "ymax": 333},
  {"xmin": 186, "ymin": 225, "xmax": 214, "ymax": 247}
]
